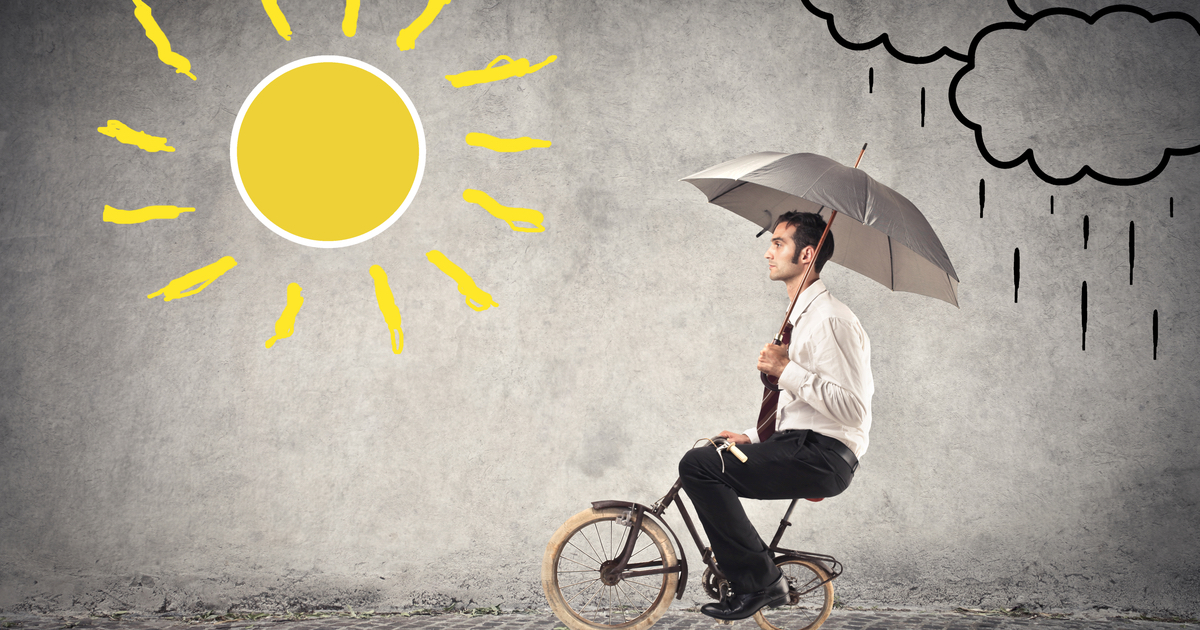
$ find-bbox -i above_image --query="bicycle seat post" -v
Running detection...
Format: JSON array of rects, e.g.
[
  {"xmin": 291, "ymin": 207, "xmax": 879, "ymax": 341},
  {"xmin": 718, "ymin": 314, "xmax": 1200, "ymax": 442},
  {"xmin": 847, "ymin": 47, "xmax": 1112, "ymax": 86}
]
[{"xmin": 768, "ymin": 498, "xmax": 800, "ymax": 551}]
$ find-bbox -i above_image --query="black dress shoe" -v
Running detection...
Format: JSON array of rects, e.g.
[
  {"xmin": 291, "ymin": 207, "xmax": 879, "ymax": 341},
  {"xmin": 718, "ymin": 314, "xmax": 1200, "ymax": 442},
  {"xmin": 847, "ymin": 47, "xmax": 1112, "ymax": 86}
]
[{"xmin": 700, "ymin": 573, "xmax": 788, "ymax": 620}]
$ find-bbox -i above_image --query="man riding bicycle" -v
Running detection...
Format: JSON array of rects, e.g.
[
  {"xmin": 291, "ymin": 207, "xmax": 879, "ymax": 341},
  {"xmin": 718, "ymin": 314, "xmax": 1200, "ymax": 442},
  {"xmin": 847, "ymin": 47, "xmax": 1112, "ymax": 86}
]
[{"xmin": 678, "ymin": 211, "xmax": 874, "ymax": 621}]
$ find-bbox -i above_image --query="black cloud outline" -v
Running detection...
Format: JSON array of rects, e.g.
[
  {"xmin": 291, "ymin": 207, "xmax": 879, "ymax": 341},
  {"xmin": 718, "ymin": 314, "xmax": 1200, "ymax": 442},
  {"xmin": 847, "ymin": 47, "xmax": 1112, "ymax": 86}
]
[
  {"xmin": 799, "ymin": 0, "xmax": 972, "ymax": 63},
  {"xmin": 947, "ymin": 3, "xmax": 1200, "ymax": 186}
]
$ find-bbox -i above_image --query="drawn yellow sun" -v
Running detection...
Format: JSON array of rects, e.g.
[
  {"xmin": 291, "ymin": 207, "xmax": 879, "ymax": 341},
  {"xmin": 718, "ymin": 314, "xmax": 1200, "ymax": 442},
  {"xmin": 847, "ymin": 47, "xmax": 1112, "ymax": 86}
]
[
  {"xmin": 108, "ymin": 0, "xmax": 557, "ymax": 353},
  {"xmin": 231, "ymin": 56, "xmax": 425, "ymax": 248}
]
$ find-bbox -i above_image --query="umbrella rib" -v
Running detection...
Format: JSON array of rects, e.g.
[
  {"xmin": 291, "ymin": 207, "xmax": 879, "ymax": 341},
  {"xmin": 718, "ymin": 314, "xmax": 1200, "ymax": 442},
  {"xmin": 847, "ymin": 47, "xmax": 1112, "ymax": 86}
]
[
  {"xmin": 888, "ymin": 235, "xmax": 894, "ymax": 290},
  {"xmin": 707, "ymin": 180, "xmax": 750, "ymax": 205},
  {"xmin": 796, "ymin": 163, "xmax": 842, "ymax": 201},
  {"xmin": 945, "ymin": 271, "xmax": 960, "ymax": 308}
]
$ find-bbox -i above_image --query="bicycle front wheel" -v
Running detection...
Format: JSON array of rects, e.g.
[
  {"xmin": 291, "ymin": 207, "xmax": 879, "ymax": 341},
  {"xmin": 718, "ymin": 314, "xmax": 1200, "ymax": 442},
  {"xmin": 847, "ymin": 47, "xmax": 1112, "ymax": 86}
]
[
  {"xmin": 542, "ymin": 507, "xmax": 679, "ymax": 630},
  {"xmin": 753, "ymin": 557, "xmax": 834, "ymax": 630}
]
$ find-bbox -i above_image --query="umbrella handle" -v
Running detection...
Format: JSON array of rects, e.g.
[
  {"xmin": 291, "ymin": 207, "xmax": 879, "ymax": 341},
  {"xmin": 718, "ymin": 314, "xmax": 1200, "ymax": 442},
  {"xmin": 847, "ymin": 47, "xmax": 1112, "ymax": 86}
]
[{"xmin": 759, "ymin": 334, "xmax": 787, "ymax": 391}]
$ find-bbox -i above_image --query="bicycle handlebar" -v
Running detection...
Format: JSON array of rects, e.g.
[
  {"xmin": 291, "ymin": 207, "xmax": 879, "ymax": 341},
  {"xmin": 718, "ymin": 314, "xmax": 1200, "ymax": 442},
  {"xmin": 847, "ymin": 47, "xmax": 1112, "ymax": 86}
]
[{"xmin": 712, "ymin": 436, "xmax": 748, "ymax": 463}]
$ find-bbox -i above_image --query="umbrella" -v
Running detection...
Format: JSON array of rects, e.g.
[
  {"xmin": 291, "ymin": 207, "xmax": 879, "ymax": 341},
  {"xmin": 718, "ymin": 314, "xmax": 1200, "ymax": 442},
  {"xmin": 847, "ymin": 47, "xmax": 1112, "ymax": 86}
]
[{"xmin": 682, "ymin": 150, "xmax": 960, "ymax": 307}]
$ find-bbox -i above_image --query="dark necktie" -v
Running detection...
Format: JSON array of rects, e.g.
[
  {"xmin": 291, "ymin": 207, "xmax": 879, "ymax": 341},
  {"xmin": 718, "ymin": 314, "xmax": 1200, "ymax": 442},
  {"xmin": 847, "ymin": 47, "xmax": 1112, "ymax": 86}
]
[{"xmin": 755, "ymin": 321, "xmax": 793, "ymax": 442}]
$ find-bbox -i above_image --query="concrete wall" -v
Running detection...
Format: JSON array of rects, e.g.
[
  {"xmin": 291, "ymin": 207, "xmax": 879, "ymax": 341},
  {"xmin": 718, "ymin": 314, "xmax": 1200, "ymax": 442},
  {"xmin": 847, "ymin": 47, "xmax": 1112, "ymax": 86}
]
[{"xmin": 1, "ymin": 0, "xmax": 1197, "ymax": 618}]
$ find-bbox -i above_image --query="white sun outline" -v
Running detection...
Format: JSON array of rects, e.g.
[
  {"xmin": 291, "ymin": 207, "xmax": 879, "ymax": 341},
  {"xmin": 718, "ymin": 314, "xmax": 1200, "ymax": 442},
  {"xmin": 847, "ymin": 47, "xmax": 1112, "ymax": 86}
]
[{"xmin": 229, "ymin": 54, "xmax": 427, "ymax": 249}]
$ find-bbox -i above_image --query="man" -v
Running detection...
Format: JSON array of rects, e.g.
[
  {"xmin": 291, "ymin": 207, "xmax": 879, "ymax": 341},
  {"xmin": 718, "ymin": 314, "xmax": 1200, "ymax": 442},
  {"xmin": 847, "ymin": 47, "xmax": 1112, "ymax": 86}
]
[{"xmin": 678, "ymin": 211, "xmax": 873, "ymax": 620}]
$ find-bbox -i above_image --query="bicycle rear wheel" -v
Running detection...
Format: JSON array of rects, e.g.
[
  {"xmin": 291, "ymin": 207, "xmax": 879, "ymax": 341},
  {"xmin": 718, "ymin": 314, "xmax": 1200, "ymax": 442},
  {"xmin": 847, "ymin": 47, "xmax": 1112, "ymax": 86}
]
[
  {"xmin": 752, "ymin": 557, "xmax": 834, "ymax": 630},
  {"xmin": 542, "ymin": 507, "xmax": 679, "ymax": 630}
]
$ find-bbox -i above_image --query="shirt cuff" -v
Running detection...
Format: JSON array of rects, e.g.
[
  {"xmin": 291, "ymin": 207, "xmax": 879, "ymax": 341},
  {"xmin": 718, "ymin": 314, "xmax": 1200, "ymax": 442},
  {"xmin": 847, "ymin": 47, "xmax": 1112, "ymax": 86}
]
[
  {"xmin": 777, "ymin": 360, "xmax": 811, "ymax": 394},
  {"xmin": 742, "ymin": 427, "xmax": 760, "ymax": 444}
]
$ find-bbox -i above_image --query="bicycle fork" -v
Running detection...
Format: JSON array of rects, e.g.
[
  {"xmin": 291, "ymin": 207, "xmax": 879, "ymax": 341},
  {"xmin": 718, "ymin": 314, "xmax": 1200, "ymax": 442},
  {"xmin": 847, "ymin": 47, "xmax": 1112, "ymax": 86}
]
[{"xmin": 590, "ymin": 479, "xmax": 694, "ymax": 600}]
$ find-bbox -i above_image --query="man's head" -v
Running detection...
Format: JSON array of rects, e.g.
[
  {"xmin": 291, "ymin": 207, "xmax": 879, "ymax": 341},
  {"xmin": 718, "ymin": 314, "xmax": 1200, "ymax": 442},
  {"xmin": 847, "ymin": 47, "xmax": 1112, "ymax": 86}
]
[
  {"xmin": 775, "ymin": 211, "xmax": 834, "ymax": 272},
  {"xmin": 766, "ymin": 211, "xmax": 833, "ymax": 290}
]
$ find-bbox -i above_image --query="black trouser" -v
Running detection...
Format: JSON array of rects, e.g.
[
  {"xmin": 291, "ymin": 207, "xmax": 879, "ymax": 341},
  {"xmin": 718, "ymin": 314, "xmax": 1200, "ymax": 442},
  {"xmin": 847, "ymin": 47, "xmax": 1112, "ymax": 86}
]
[{"xmin": 677, "ymin": 429, "xmax": 855, "ymax": 593}]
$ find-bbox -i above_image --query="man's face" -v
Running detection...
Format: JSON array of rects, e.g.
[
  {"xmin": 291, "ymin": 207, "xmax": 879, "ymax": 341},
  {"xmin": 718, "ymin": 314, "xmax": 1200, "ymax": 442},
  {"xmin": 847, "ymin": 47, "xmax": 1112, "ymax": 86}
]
[{"xmin": 765, "ymin": 222, "xmax": 807, "ymax": 282}]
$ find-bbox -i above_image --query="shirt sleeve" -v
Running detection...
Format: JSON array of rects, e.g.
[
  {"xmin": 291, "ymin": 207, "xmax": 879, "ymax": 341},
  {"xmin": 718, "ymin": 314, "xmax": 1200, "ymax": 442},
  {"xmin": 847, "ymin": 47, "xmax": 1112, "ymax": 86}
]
[{"xmin": 776, "ymin": 317, "xmax": 871, "ymax": 429}]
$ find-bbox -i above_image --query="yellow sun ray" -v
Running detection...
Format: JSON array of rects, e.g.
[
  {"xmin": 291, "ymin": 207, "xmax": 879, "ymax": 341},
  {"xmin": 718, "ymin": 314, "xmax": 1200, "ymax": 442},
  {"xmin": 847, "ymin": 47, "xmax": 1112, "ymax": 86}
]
[
  {"xmin": 426, "ymin": 251, "xmax": 498, "ymax": 312},
  {"xmin": 465, "ymin": 132, "xmax": 551, "ymax": 152},
  {"xmin": 369, "ymin": 265, "xmax": 405, "ymax": 354},
  {"xmin": 147, "ymin": 256, "xmax": 237, "ymax": 302},
  {"xmin": 462, "ymin": 189, "xmax": 545, "ymax": 233},
  {"xmin": 261, "ymin": 0, "xmax": 292, "ymax": 41},
  {"xmin": 265, "ymin": 282, "xmax": 304, "ymax": 348},
  {"xmin": 397, "ymin": 0, "xmax": 452, "ymax": 50},
  {"xmin": 103, "ymin": 204, "xmax": 194, "ymax": 224},
  {"xmin": 445, "ymin": 54, "xmax": 557, "ymax": 88},
  {"xmin": 131, "ymin": 0, "xmax": 196, "ymax": 80},
  {"xmin": 342, "ymin": 0, "xmax": 360, "ymax": 37},
  {"xmin": 98, "ymin": 120, "xmax": 175, "ymax": 153}
]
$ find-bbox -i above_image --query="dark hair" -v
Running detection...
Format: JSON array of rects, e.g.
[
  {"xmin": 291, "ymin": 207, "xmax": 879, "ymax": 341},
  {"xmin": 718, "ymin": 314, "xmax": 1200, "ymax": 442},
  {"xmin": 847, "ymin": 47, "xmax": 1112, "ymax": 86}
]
[{"xmin": 777, "ymin": 211, "xmax": 834, "ymax": 272}]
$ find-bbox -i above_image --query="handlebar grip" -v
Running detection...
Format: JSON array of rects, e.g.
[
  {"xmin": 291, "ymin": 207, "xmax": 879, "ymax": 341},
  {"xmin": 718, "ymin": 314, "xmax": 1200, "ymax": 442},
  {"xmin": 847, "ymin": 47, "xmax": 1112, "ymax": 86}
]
[{"xmin": 727, "ymin": 443, "xmax": 748, "ymax": 463}]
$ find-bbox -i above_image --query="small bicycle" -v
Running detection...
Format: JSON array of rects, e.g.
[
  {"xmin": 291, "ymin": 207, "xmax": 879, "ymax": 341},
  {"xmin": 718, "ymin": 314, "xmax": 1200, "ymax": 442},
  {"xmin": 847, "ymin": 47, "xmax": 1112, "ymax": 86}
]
[{"xmin": 542, "ymin": 438, "xmax": 843, "ymax": 630}]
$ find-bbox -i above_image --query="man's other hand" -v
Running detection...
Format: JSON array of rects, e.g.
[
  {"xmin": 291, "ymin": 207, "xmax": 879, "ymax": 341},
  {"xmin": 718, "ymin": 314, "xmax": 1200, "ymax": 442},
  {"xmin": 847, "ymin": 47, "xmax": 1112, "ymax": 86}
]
[
  {"xmin": 718, "ymin": 430, "xmax": 751, "ymax": 445},
  {"xmin": 757, "ymin": 343, "xmax": 789, "ymax": 377}
]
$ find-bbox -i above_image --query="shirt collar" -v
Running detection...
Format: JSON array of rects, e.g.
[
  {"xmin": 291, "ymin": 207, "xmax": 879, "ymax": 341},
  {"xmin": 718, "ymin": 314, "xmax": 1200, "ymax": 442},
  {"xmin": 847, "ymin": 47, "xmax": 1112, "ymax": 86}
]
[{"xmin": 788, "ymin": 279, "xmax": 828, "ymax": 326}]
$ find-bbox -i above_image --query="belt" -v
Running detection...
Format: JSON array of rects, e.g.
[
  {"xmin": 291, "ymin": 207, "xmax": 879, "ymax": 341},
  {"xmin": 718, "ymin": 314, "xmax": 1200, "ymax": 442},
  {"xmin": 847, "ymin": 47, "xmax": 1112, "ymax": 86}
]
[{"xmin": 780, "ymin": 429, "xmax": 859, "ymax": 472}]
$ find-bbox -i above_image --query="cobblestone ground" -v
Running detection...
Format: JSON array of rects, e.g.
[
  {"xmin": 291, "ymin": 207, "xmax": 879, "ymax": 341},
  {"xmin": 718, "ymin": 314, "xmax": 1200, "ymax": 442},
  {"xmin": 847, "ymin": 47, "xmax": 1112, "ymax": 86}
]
[{"xmin": 1, "ymin": 610, "xmax": 1195, "ymax": 630}]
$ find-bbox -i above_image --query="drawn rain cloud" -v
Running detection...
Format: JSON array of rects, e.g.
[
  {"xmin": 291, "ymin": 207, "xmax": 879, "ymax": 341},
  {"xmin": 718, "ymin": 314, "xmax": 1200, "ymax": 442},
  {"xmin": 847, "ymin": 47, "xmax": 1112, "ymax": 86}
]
[
  {"xmin": 952, "ymin": 5, "xmax": 1200, "ymax": 185},
  {"xmin": 804, "ymin": 0, "xmax": 1200, "ymax": 186},
  {"xmin": 801, "ymin": 0, "xmax": 1022, "ymax": 62}
]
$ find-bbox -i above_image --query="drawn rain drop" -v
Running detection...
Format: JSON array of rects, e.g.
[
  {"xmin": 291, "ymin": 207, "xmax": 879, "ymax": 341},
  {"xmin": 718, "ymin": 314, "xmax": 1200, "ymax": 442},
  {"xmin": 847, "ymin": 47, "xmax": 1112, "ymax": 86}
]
[{"xmin": 1013, "ymin": 247, "xmax": 1020, "ymax": 303}]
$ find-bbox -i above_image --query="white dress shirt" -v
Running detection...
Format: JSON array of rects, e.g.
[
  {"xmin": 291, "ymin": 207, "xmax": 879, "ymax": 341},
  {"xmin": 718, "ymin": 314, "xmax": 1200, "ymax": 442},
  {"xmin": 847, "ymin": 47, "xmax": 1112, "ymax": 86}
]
[{"xmin": 743, "ymin": 279, "xmax": 874, "ymax": 458}]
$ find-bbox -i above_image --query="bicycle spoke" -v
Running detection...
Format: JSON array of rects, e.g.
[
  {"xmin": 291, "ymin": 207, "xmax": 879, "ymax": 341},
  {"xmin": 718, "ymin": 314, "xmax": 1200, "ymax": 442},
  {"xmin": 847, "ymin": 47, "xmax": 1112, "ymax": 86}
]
[
  {"xmin": 585, "ymin": 523, "xmax": 607, "ymax": 563},
  {"xmin": 633, "ymin": 539, "xmax": 656, "ymax": 558},
  {"xmin": 559, "ymin": 576, "xmax": 605, "ymax": 591},
  {"xmin": 561, "ymin": 576, "xmax": 595, "ymax": 604},
  {"xmin": 578, "ymin": 577, "xmax": 605, "ymax": 613},
  {"xmin": 613, "ymin": 582, "xmax": 628, "ymax": 622},
  {"xmin": 566, "ymin": 538, "xmax": 602, "ymax": 566},
  {"xmin": 560, "ymin": 548, "xmax": 601, "ymax": 571},
  {"xmin": 565, "ymin": 576, "xmax": 603, "ymax": 608},
  {"xmin": 616, "ymin": 581, "xmax": 647, "ymax": 610},
  {"xmin": 621, "ymin": 577, "xmax": 664, "ymax": 594}
]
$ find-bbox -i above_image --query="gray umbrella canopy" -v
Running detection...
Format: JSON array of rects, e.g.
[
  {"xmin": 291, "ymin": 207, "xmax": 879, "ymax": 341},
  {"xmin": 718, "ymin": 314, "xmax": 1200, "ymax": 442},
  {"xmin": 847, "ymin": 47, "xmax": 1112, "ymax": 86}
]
[{"xmin": 683, "ymin": 151, "xmax": 960, "ymax": 307}]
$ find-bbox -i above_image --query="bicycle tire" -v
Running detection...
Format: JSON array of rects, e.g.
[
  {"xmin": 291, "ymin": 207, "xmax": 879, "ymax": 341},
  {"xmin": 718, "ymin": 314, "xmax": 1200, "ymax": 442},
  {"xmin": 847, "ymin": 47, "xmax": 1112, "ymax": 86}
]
[
  {"xmin": 752, "ymin": 557, "xmax": 834, "ymax": 630},
  {"xmin": 542, "ymin": 507, "xmax": 679, "ymax": 630}
]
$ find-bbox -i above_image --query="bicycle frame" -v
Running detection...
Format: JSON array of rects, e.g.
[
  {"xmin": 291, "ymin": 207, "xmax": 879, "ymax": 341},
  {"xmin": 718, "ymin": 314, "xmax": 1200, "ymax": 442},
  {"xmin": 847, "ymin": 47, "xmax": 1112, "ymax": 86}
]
[{"xmin": 590, "ymin": 477, "xmax": 842, "ymax": 602}]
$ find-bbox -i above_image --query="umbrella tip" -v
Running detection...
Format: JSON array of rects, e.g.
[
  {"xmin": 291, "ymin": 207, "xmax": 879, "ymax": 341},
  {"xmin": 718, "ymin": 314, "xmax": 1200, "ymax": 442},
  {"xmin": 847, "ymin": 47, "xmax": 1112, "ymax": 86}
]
[{"xmin": 853, "ymin": 143, "xmax": 868, "ymax": 168}]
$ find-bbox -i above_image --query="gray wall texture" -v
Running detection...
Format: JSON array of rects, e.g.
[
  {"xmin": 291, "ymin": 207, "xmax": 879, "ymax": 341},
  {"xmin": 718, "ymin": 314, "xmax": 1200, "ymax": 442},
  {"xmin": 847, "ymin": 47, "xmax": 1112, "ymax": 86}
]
[{"xmin": 2, "ymin": 0, "xmax": 1198, "ymax": 619}]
